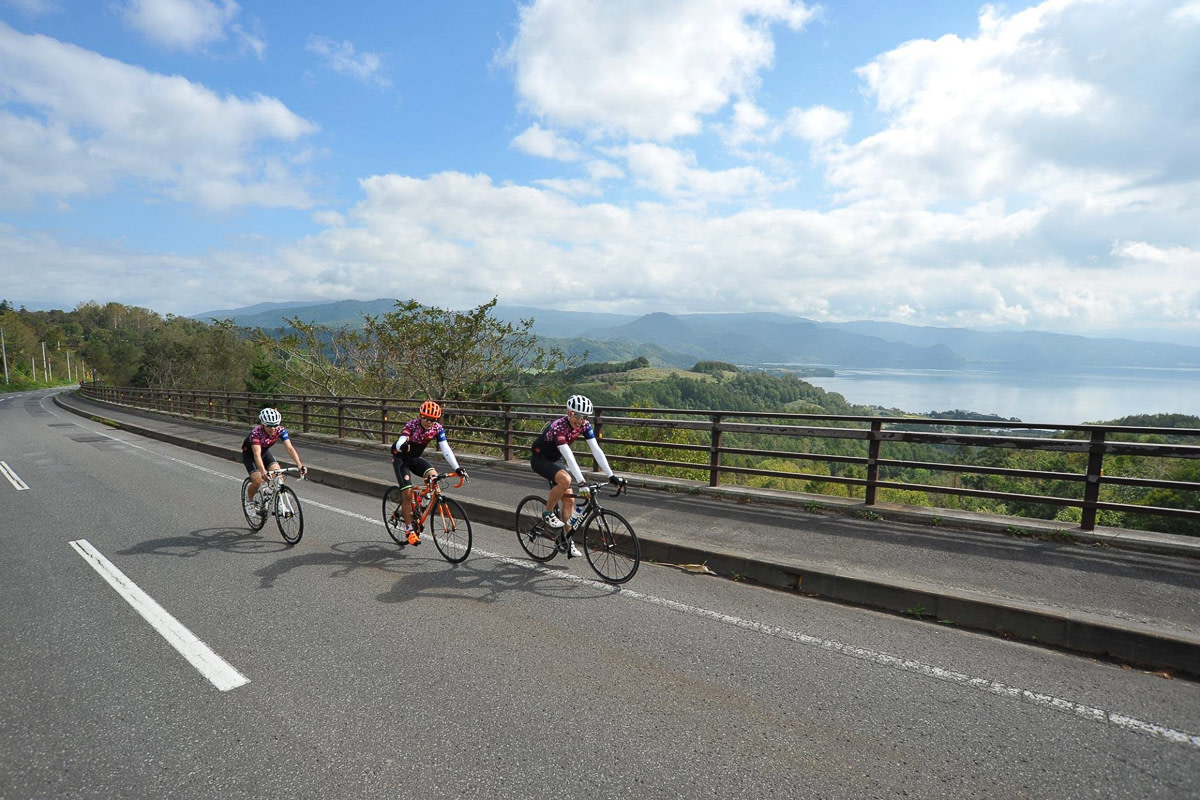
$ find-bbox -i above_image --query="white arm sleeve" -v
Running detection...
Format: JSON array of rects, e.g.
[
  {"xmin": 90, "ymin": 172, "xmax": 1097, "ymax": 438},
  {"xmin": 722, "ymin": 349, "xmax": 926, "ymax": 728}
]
[
  {"xmin": 438, "ymin": 439, "xmax": 461, "ymax": 472},
  {"xmin": 392, "ymin": 434, "xmax": 409, "ymax": 451},
  {"xmin": 556, "ymin": 442, "xmax": 587, "ymax": 484},
  {"xmin": 586, "ymin": 436, "xmax": 613, "ymax": 477}
]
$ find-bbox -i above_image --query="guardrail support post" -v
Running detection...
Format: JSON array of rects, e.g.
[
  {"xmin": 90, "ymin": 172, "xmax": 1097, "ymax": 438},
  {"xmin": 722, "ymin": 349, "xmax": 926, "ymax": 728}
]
[
  {"xmin": 865, "ymin": 421, "xmax": 883, "ymax": 506},
  {"xmin": 709, "ymin": 413, "xmax": 723, "ymax": 487},
  {"xmin": 381, "ymin": 401, "xmax": 389, "ymax": 444},
  {"xmin": 338, "ymin": 403, "xmax": 346, "ymax": 439},
  {"xmin": 1081, "ymin": 429, "xmax": 1106, "ymax": 532},
  {"xmin": 503, "ymin": 406, "xmax": 515, "ymax": 461},
  {"xmin": 592, "ymin": 410, "xmax": 603, "ymax": 471}
]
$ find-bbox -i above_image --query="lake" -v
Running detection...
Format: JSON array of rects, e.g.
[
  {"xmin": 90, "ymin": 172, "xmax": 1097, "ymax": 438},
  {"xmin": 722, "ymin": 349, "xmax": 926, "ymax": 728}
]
[{"xmin": 796, "ymin": 366, "xmax": 1200, "ymax": 425}]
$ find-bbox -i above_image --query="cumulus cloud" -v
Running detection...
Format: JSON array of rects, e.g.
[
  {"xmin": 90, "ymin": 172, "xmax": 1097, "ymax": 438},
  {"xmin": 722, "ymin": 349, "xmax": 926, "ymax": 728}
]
[
  {"xmin": 306, "ymin": 36, "xmax": 389, "ymax": 87},
  {"xmin": 118, "ymin": 0, "xmax": 262, "ymax": 56},
  {"xmin": 0, "ymin": 22, "xmax": 317, "ymax": 210},
  {"xmin": 502, "ymin": 0, "xmax": 817, "ymax": 141},
  {"xmin": 824, "ymin": 0, "xmax": 1200, "ymax": 217},
  {"xmin": 623, "ymin": 142, "xmax": 787, "ymax": 201},
  {"xmin": 784, "ymin": 105, "xmax": 850, "ymax": 144},
  {"xmin": 511, "ymin": 123, "xmax": 583, "ymax": 161}
]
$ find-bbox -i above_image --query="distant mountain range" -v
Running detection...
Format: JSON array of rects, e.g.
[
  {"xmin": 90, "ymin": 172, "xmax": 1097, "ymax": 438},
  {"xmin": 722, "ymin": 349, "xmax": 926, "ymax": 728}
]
[{"xmin": 193, "ymin": 298, "xmax": 1200, "ymax": 372}]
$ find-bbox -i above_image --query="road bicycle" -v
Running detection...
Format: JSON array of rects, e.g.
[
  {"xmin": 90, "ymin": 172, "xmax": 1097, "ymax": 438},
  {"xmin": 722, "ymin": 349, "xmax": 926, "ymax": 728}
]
[
  {"xmin": 515, "ymin": 480, "xmax": 640, "ymax": 584},
  {"xmin": 382, "ymin": 472, "xmax": 473, "ymax": 564},
  {"xmin": 241, "ymin": 466, "xmax": 305, "ymax": 545}
]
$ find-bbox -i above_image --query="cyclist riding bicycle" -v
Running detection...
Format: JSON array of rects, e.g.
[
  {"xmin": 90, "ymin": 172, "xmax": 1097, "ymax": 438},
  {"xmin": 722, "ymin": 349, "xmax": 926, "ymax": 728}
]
[
  {"xmin": 530, "ymin": 395, "xmax": 626, "ymax": 555},
  {"xmin": 242, "ymin": 407, "xmax": 307, "ymax": 513},
  {"xmin": 390, "ymin": 400, "xmax": 467, "ymax": 546}
]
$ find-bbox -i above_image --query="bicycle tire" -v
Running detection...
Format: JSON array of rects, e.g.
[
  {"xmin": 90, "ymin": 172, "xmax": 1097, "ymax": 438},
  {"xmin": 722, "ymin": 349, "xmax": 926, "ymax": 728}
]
[
  {"xmin": 583, "ymin": 509, "xmax": 640, "ymax": 584},
  {"xmin": 382, "ymin": 485, "xmax": 408, "ymax": 545},
  {"xmin": 430, "ymin": 497, "xmax": 472, "ymax": 564},
  {"xmin": 515, "ymin": 495, "xmax": 558, "ymax": 562},
  {"xmin": 241, "ymin": 477, "xmax": 267, "ymax": 531},
  {"xmin": 274, "ymin": 485, "xmax": 304, "ymax": 545}
]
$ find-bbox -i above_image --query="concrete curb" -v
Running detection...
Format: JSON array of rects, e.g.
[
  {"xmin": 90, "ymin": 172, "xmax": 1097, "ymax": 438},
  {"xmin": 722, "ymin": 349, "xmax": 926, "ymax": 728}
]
[{"xmin": 56, "ymin": 393, "xmax": 1200, "ymax": 679}]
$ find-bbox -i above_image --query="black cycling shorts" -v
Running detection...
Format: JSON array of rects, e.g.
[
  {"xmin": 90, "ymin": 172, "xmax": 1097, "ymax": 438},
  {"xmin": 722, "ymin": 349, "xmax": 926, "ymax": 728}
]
[
  {"xmin": 531, "ymin": 452, "xmax": 569, "ymax": 486},
  {"xmin": 242, "ymin": 445, "xmax": 278, "ymax": 476},
  {"xmin": 393, "ymin": 456, "xmax": 434, "ymax": 489}
]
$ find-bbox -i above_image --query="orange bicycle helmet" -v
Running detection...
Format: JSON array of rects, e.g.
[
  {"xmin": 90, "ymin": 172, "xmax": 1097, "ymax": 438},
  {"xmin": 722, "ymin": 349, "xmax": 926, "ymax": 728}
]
[{"xmin": 419, "ymin": 400, "xmax": 443, "ymax": 419}]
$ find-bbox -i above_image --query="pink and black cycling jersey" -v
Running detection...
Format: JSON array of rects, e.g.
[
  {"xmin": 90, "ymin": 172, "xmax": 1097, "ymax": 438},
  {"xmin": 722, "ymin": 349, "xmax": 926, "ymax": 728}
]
[
  {"xmin": 242, "ymin": 424, "xmax": 290, "ymax": 451},
  {"xmin": 391, "ymin": 418, "xmax": 447, "ymax": 461},
  {"xmin": 530, "ymin": 416, "xmax": 595, "ymax": 459}
]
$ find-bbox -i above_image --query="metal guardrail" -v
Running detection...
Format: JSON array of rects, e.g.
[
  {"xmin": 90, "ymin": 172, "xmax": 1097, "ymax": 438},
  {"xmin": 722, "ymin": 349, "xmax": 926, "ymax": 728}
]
[{"xmin": 78, "ymin": 384, "xmax": 1200, "ymax": 533}]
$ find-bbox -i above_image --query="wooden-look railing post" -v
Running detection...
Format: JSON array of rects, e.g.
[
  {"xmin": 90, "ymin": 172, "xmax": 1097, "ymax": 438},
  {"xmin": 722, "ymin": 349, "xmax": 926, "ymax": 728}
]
[
  {"xmin": 1080, "ymin": 429, "xmax": 1106, "ymax": 532},
  {"xmin": 865, "ymin": 421, "xmax": 883, "ymax": 506},
  {"xmin": 591, "ymin": 409, "xmax": 603, "ymax": 471},
  {"xmin": 709, "ymin": 413, "xmax": 723, "ymax": 487},
  {"xmin": 503, "ymin": 405, "xmax": 515, "ymax": 462}
]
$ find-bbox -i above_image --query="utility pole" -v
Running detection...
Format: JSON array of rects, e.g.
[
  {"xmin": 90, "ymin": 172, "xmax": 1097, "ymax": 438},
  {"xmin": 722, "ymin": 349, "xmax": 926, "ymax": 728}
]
[
  {"xmin": 1, "ymin": 328, "xmax": 8, "ymax": 385},
  {"xmin": 41, "ymin": 341, "xmax": 48, "ymax": 382}
]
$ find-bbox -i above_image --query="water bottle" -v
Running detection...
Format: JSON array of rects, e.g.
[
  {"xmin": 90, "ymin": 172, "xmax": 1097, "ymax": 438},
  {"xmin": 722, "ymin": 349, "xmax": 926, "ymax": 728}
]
[{"xmin": 567, "ymin": 508, "xmax": 585, "ymax": 529}]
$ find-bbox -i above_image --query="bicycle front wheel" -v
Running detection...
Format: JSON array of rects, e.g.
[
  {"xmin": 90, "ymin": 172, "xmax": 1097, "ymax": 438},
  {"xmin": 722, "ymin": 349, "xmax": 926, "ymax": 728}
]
[
  {"xmin": 274, "ymin": 485, "xmax": 304, "ymax": 545},
  {"xmin": 382, "ymin": 486, "xmax": 407, "ymax": 545},
  {"xmin": 515, "ymin": 496, "xmax": 558, "ymax": 562},
  {"xmin": 583, "ymin": 509, "xmax": 640, "ymax": 584},
  {"xmin": 431, "ymin": 497, "xmax": 472, "ymax": 564},
  {"xmin": 241, "ymin": 477, "xmax": 266, "ymax": 531}
]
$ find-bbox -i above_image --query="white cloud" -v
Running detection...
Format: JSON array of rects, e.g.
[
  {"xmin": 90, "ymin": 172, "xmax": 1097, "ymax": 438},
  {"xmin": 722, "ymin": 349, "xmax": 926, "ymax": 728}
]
[
  {"xmin": 623, "ymin": 142, "xmax": 786, "ymax": 201},
  {"xmin": 0, "ymin": 22, "xmax": 317, "ymax": 210},
  {"xmin": 585, "ymin": 159, "xmax": 624, "ymax": 181},
  {"xmin": 825, "ymin": 0, "xmax": 1200, "ymax": 218},
  {"xmin": 1170, "ymin": 0, "xmax": 1200, "ymax": 24},
  {"xmin": 723, "ymin": 100, "xmax": 774, "ymax": 147},
  {"xmin": 118, "ymin": 0, "xmax": 249, "ymax": 53},
  {"xmin": 502, "ymin": 0, "xmax": 818, "ymax": 141},
  {"xmin": 784, "ymin": 105, "xmax": 850, "ymax": 144},
  {"xmin": 306, "ymin": 36, "xmax": 389, "ymax": 88},
  {"xmin": 511, "ymin": 123, "xmax": 583, "ymax": 161}
]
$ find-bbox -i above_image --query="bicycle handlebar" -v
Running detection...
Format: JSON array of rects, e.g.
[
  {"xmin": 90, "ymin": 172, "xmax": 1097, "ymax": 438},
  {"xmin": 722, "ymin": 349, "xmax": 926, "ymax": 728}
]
[
  {"xmin": 429, "ymin": 472, "xmax": 467, "ymax": 490},
  {"xmin": 577, "ymin": 479, "xmax": 627, "ymax": 498},
  {"xmin": 267, "ymin": 466, "xmax": 306, "ymax": 479}
]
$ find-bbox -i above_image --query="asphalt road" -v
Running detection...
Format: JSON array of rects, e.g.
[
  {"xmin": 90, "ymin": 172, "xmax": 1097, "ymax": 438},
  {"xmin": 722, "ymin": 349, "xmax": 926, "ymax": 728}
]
[{"xmin": 2, "ymin": 388, "xmax": 1198, "ymax": 799}]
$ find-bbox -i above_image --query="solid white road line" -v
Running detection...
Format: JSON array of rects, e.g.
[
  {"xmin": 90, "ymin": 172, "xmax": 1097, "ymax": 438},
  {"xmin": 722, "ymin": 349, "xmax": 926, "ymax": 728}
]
[
  {"xmin": 0, "ymin": 460, "xmax": 30, "ymax": 490},
  {"xmin": 68, "ymin": 539, "xmax": 249, "ymax": 692}
]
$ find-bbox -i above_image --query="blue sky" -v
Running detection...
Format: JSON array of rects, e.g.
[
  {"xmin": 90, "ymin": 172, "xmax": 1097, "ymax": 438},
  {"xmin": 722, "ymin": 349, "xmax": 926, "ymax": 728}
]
[{"xmin": 1, "ymin": 0, "xmax": 1198, "ymax": 344}]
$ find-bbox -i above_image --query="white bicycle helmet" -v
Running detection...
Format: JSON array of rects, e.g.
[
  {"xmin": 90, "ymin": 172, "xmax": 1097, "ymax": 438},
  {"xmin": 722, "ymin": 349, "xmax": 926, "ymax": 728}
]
[
  {"xmin": 566, "ymin": 395, "xmax": 594, "ymax": 417},
  {"xmin": 258, "ymin": 407, "xmax": 282, "ymax": 426}
]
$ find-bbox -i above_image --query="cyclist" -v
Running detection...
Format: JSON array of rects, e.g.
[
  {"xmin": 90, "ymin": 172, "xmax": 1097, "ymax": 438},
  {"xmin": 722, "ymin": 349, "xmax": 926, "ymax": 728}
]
[
  {"xmin": 242, "ymin": 407, "xmax": 307, "ymax": 513},
  {"xmin": 529, "ymin": 394, "xmax": 626, "ymax": 556},
  {"xmin": 390, "ymin": 400, "xmax": 467, "ymax": 546}
]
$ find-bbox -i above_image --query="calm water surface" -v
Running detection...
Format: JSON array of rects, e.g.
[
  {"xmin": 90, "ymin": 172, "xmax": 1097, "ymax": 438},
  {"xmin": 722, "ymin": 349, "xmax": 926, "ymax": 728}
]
[{"xmin": 798, "ymin": 367, "xmax": 1200, "ymax": 425}]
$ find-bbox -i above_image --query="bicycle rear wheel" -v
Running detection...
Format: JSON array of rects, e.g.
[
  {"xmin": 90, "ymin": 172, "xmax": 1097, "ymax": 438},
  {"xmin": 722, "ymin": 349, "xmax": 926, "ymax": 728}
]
[
  {"xmin": 241, "ymin": 477, "xmax": 266, "ymax": 531},
  {"xmin": 583, "ymin": 509, "xmax": 640, "ymax": 584},
  {"xmin": 274, "ymin": 485, "xmax": 304, "ymax": 545},
  {"xmin": 515, "ymin": 496, "xmax": 558, "ymax": 562},
  {"xmin": 382, "ymin": 486, "xmax": 408, "ymax": 545},
  {"xmin": 430, "ymin": 497, "xmax": 472, "ymax": 564}
]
